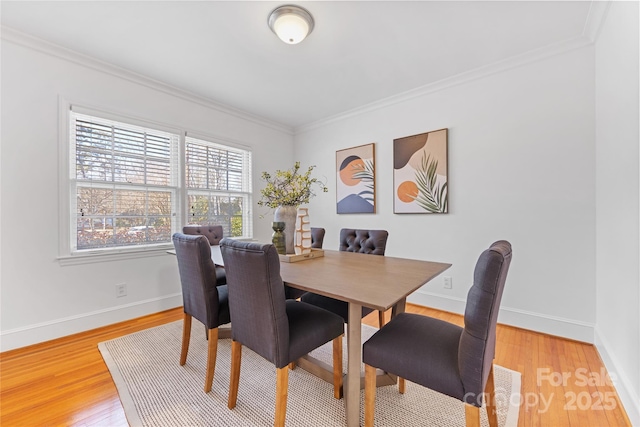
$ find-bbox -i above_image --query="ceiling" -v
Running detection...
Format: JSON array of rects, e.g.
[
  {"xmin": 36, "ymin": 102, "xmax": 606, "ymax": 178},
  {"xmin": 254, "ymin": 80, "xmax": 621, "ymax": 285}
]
[{"xmin": 1, "ymin": 1, "xmax": 594, "ymax": 129}]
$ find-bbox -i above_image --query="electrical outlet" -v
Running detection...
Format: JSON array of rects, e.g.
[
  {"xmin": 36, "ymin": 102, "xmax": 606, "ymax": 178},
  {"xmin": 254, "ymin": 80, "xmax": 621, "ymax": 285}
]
[
  {"xmin": 443, "ymin": 276, "xmax": 452, "ymax": 289},
  {"xmin": 116, "ymin": 283, "xmax": 127, "ymax": 298}
]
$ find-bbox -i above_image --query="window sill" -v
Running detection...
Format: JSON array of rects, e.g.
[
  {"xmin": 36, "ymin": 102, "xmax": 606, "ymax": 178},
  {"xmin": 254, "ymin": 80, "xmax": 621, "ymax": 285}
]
[{"xmin": 58, "ymin": 244, "xmax": 174, "ymax": 266}]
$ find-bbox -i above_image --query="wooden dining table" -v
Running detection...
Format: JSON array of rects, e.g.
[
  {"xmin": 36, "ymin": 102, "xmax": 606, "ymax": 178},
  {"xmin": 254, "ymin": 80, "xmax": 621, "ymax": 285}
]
[
  {"xmin": 278, "ymin": 249, "xmax": 451, "ymax": 427},
  {"xmin": 170, "ymin": 245, "xmax": 451, "ymax": 427}
]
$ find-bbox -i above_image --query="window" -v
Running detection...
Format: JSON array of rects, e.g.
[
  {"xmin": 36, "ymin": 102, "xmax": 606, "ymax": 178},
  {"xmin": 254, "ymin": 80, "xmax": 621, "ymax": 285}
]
[
  {"xmin": 185, "ymin": 136, "xmax": 252, "ymax": 238},
  {"xmin": 67, "ymin": 109, "xmax": 252, "ymax": 256},
  {"xmin": 71, "ymin": 112, "xmax": 179, "ymax": 251}
]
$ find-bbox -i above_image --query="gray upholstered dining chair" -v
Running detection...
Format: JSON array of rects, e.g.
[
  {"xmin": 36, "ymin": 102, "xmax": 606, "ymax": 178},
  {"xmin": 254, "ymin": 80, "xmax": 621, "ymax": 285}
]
[
  {"xmin": 284, "ymin": 227, "xmax": 326, "ymax": 300},
  {"xmin": 172, "ymin": 232, "xmax": 231, "ymax": 393},
  {"xmin": 183, "ymin": 224, "xmax": 224, "ymax": 245},
  {"xmin": 310, "ymin": 227, "xmax": 325, "ymax": 249},
  {"xmin": 220, "ymin": 238, "xmax": 345, "ymax": 427},
  {"xmin": 300, "ymin": 228, "xmax": 389, "ymax": 326},
  {"xmin": 362, "ymin": 240, "xmax": 512, "ymax": 427},
  {"xmin": 183, "ymin": 224, "xmax": 226, "ymax": 286}
]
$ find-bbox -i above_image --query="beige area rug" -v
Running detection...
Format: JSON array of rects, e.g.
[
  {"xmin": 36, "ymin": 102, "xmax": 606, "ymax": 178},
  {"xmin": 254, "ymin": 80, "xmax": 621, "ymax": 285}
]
[{"xmin": 99, "ymin": 321, "xmax": 521, "ymax": 427}]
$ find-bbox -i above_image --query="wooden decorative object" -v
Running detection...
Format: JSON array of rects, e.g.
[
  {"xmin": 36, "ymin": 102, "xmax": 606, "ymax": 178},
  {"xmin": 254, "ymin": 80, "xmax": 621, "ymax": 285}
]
[
  {"xmin": 278, "ymin": 248, "xmax": 324, "ymax": 263},
  {"xmin": 294, "ymin": 207, "xmax": 312, "ymax": 255}
]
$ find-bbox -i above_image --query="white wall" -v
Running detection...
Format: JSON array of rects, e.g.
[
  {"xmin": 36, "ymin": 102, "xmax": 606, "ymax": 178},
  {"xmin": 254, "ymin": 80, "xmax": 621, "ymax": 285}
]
[
  {"xmin": 595, "ymin": 2, "xmax": 640, "ymax": 425},
  {"xmin": 295, "ymin": 46, "xmax": 597, "ymax": 341},
  {"xmin": 0, "ymin": 34, "xmax": 294, "ymax": 351}
]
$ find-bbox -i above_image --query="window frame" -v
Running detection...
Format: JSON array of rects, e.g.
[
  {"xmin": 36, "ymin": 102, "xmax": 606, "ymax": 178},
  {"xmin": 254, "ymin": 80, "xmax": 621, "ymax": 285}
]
[{"xmin": 57, "ymin": 99, "xmax": 253, "ymax": 265}]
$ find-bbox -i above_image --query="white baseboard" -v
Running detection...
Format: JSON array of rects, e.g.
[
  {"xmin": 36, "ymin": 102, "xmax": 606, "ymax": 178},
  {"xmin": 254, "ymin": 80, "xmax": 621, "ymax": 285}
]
[
  {"xmin": 0, "ymin": 293, "xmax": 182, "ymax": 352},
  {"xmin": 595, "ymin": 328, "xmax": 640, "ymax": 427},
  {"xmin": 407, "ymin": 290, "xmax": 468, "ymax": 314},
  {"xmin": 408, "ymin": 290, "xmax": 595, "ymax": 342}
]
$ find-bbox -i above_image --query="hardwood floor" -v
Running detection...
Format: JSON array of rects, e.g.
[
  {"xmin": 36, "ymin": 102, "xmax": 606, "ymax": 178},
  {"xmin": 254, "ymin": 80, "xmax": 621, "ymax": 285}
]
[
  {"xmin": 377, "ymin": 306, "xmax": 632, "ymax": 427},
  {"xmin": 0, "ymin": 304, "xmax": 631, "ymax": 426}
]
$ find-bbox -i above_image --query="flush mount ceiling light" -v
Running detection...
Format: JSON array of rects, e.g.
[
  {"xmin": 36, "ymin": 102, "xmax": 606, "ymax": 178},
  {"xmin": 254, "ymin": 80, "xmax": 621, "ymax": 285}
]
[{"xmin": 268, "ymin": 5, "xmax": 315, "ymax": 45}]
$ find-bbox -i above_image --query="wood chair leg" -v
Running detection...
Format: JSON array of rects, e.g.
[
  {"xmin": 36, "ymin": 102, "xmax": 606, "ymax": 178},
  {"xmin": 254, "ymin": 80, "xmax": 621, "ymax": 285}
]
[
  {"xmin": 275, "ymin": 366, "xmax": 289, "ymax": 427},
  {"xmin": 398, "ymin": 377, "xmax": 406, "ymax": 394},
  {"xmin": 364, "ymin": 364, "xmax": 377, "ymax": 427},
  {"xmin": 228, "ymin": 340, "xmax": 242, "ymax": 409},
  {"xmin": 288, "ymin": 361, "xmax": 296, "ymax": 370},
  {"xmin": 204, "ymin": 328, "xmax": 218, "ymax": 393},
  {"xmin": 180, "ymin": 313, "xmax": 192, "ymax": 366},
  {"xmin": 378, "ymin": 310, "xmax": 386, "ymax": 328},
  {"xmin": 465, "ymin": 403, "xmax": 481, "ymax": 427},
  {"xmin": 332, "ymin": 335, "xmax": 343, "ymax": 399},
  {"xmin": 485, "ymin": 364, "xmax": 498, "ymax": 427}
]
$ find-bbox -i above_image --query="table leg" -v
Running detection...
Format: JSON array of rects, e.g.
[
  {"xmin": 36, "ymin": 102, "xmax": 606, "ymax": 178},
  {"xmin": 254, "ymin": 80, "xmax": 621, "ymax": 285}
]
[
  {"xmin": 345, "ymin": 302, "xmax": 362, "ymax": 427},
  {"xmin": 391, "ymin": 298, "xmax": 406, "ymax": 318}
]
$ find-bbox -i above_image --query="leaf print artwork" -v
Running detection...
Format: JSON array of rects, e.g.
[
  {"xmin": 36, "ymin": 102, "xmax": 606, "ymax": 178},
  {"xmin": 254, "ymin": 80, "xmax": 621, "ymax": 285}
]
[
  {"xmin": 336, "ymin": 143, "xmax": 376, "ymax": 214},
  {"xmin": 394, "ymin": 129, "xmax": 448, "ymax": 214}
]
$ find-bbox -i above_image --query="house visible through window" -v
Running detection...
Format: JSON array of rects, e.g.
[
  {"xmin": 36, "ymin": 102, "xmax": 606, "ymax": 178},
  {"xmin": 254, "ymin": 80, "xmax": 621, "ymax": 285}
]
[{"xmin": 69, "ymin": 110, "xmax": 252, "ymax": 254}]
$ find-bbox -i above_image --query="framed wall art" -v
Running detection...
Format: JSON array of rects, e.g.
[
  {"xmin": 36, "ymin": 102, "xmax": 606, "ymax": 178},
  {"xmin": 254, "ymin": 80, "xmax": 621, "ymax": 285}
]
[
  {"xmin": 336, "ymin": 143, "xmax": 375, "ymax": 214},
  {"xmin": 393, "ymin": 128, "xmax": 448, "ymax": 214}
]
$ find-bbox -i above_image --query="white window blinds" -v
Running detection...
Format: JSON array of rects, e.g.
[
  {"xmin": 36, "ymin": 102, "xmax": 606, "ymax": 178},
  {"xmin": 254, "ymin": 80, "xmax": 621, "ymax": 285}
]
[
  {"xmin": 70, "ymin": 111, "xmax": 179, "ymax": 251},
  {"xmin": 185, "ymin": 135, "xmax": 252, "ymax": 238}
]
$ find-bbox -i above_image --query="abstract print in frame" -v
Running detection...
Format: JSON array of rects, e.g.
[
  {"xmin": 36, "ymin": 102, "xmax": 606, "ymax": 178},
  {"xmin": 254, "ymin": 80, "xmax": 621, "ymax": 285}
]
[
  {"xmin": 394, "ymin": 129, "xmax": 448, "ymax": 214},
  {"xmin": 336, "ymin": 143, "xmax": 375, "ymax": 214}
]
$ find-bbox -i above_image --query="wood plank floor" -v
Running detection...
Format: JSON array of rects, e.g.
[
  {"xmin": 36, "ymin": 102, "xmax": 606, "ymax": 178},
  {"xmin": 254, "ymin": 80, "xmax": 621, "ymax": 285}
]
[{"xmin": 0, "ymin": 304, "xmax": 631, "ymax": 426}]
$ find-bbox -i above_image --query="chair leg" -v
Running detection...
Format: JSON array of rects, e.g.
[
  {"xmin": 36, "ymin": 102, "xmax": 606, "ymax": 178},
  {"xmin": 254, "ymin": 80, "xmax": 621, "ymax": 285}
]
[
  {"xmin": 364, "ymin": 364, "xmax": 377, "ymax": 427},
  {"xmin": 275, "ymin": 366, "xmax": 289, "ymax": 427},
  {"xmin": 228, "ymin": 340, "xmax": 242, "ymax": 409},
  {"xmin": 465, "ymin": 403, "xmax": 481, "ymax": 427},
  {"xmin": 288, "ymin": 361, "xmax": 296, "ymax": 370},
  {"xmin": 378, "ymin": 310, "xmax": 386, "ymax": 328},
  {"xmin": 204, "ymin": 328, "xmax": 219, "ymax": 393},
  {"xmin": 398, "ymin": 377, "xmax": 406, "ymax": 394},
  {"xmin": 485, "ymin": 364, "xmax": 498, "ymax": 427},
  {"xmin": 180, "ymin": 313, "xmax": 192, "ymax": 366},
  {"xmin": 332, "ymin": 335, "xmax": 343, "ymax": 399}
]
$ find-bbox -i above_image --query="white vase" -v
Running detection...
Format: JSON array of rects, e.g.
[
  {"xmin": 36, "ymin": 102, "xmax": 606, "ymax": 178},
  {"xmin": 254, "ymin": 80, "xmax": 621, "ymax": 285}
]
[
  {"xmin": 294, "ymin": 207, "xmax": 312, "ymax": 255},
  {"xmin": 274, "ymin": 205, "xmax": 297, "ymax": 254}
]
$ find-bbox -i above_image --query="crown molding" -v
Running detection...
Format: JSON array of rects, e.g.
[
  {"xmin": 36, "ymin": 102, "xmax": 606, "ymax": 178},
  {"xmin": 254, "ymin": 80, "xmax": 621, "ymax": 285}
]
[
  {"xmin": 582, "ymin": 0, "xmax": 612, "ymax": 43},
  {"xmin": 296, "ymin": 34, "xmax": 594, "ymax": 134},
  {"xmin": 0, "ymin": 26, "xmax": 294, "ymax": 136}
]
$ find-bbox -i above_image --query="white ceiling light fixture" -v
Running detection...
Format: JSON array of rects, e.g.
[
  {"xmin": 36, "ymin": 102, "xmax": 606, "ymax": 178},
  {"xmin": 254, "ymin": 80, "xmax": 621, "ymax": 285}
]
[{"xmin": 268, "ymin": 5, "xmax": 315, "ymax": 45}]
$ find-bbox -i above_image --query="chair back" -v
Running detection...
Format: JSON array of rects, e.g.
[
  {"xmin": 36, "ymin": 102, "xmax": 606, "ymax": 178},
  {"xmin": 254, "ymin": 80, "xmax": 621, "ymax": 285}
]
[
  {"xmin": 172, "ymin": 233, "xmax": 222, "ymax": 329},
  {"xmin": 311, "ymin": 227, "xmax": 325, "ymax": 249},
  {"xmin": 339, "ymin": 228, "xmax": 388, "ymax": 255},
  {"xmin": 183, "ymin": 224, "xmax": 224, "ymax": 245},
  {"xmin": 220, "ymin": 238, "xmax": 290, "ymax": 368},
  {"xmin": 458, "ymin": 240, "xmax": 512, "ymax": 402}
]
